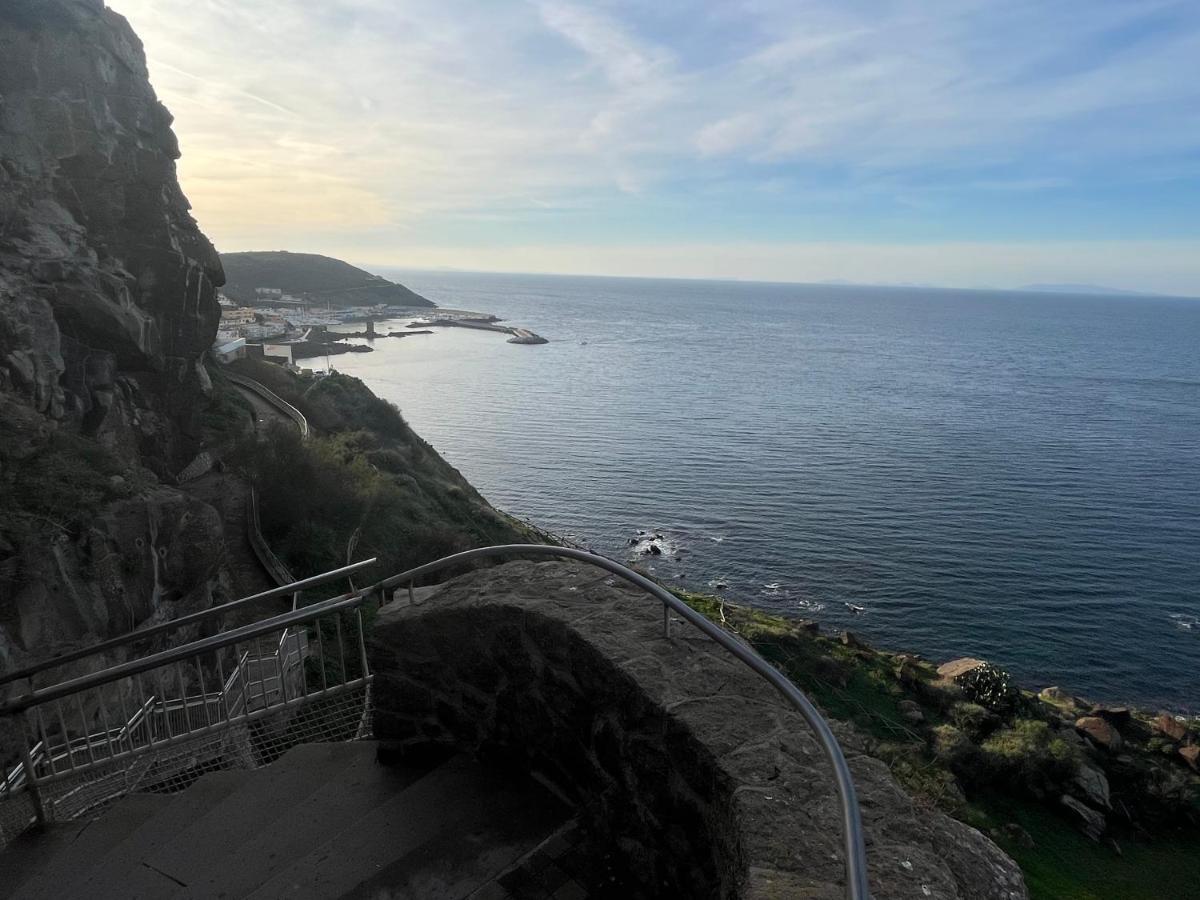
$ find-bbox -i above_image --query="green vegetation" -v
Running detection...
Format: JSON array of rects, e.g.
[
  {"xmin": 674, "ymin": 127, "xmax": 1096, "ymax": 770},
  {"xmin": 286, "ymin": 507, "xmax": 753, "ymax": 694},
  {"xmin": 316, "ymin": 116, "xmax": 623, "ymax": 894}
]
[
  {"xmin": 225, "ymin": 358, "xmax": 548, "ymax": 587},
  {"xmin": 219, "ymin": 251, "xmax": 434, "ymax": 307},
  {"xmin": 0, "ymin": 430, "xmax": 138, "ymax": 538},
  {"xmin": 674, "ymin": 590, "xmax": 1200, "ymax": 900}
]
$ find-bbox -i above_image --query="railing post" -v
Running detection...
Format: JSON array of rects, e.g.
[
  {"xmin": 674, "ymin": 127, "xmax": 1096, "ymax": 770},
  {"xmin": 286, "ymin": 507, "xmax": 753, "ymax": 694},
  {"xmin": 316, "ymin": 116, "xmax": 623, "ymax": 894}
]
[
  {"xmin": 662, "ymin": 603, "xmax": 670, "ymax": 638},
  {"xmin": 19, "ymin": 713, "xmax": 47, "ymax": 827}
]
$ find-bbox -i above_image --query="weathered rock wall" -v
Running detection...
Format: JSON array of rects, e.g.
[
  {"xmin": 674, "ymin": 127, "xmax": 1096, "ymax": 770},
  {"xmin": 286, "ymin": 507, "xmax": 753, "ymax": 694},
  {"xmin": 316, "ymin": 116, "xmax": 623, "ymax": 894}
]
[
  {"xmin": 0, "ymin": 0, "xmax": 222, "ymax": 464},
  {"xmin": 370, "ymin": 560, "xmax": 1029, "ymax": 900},
  {"xmin": 0, "ymin": 1, "xmax": 232, "ymax": 686}
]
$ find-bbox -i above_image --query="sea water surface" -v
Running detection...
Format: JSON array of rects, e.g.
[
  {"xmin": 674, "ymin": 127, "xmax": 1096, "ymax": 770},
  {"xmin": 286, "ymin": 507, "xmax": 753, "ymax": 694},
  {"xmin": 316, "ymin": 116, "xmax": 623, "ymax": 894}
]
[{"xmin": 327, "ymin": 271, "xmax": 1200, "ymax": 711}]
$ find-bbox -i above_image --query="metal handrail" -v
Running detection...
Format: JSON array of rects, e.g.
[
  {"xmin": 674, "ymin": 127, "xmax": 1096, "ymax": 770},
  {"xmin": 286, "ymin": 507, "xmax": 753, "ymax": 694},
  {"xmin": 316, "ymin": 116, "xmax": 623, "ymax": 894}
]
[
  {"xmin": 226, "ymin": 372, "xmax": 309, "ymax": 438},
  {"xmin": 367, "ymin": 545, "xmax": 871, "ymax": 900},
  {"xmin": 0, "ymin": 544, "xmax": 869, "ymax": 898},
  {"xmin": 0, "ymin": 592, "xmax": 370, "ymax": 717},
  {"xmin": 0, "ymin": 559, "xmax": 376, "ymax": 689}
]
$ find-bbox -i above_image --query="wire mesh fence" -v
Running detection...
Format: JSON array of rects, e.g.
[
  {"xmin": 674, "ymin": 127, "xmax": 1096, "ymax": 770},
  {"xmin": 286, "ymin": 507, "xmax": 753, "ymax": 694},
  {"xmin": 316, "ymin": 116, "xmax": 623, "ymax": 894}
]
[{"xmin": 0, "ymin": 601, "xmax": 374, "ymax": 848}]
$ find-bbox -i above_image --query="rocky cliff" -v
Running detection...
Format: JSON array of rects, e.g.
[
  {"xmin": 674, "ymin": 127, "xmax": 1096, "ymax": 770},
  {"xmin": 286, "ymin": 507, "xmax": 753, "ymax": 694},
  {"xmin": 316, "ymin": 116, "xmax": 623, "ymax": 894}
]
[{"xmin": 0, "ymin": 0, "xmax": 230, "ymax": 680}]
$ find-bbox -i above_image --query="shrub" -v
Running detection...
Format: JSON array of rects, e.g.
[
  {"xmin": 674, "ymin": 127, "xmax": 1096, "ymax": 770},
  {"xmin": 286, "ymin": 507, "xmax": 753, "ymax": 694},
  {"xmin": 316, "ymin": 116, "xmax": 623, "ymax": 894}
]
[
  {"xmin": 957, "ymin": 663, "xmax": 1021, "ymax": 713},
  {"xmin": 950, "ymin": 701, "xmax": 1001, "ymax": 740},
  {"xmin": 932, "ymin": 724, "xmax": 977, "ymax": 769},
  {"xmin": 980, "ymin": 719, "xmax": 1081, "ymax": 795}
]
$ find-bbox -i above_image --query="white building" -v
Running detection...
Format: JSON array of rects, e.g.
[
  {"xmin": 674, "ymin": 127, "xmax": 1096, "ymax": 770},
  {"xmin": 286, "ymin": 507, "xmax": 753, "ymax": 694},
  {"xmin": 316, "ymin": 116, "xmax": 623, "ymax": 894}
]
[{"xmin": 213, "ymin": 337, "xmax": 246, "ymax": 364}]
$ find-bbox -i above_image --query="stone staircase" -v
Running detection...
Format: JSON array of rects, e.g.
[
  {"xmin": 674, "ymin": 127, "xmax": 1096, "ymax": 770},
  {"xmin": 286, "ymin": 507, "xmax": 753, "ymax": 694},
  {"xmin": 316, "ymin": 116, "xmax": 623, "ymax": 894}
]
[{"xmin": 0, "ymin": 742, "xmax": 573, "ymax": 899}]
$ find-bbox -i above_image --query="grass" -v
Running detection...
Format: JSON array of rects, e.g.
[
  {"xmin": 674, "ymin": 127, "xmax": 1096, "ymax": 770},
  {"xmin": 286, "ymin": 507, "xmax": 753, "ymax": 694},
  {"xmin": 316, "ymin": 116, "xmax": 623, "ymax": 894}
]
[{"xmin": 675, "ymin": 589, "xmax": 1200, "ymax": 900}]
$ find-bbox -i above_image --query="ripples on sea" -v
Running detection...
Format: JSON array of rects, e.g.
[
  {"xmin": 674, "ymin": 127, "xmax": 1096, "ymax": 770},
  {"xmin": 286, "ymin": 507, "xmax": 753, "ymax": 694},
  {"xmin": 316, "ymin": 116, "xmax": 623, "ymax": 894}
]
[{"xmin": 329, "ymin": 271, "xmax": 1200, "ymax": 712}]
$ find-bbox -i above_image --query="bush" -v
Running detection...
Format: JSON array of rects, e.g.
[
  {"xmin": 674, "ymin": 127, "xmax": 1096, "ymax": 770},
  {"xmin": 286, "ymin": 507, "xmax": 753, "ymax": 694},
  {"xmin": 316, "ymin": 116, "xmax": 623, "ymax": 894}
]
[
  {"xmin": 932, "ymin": 724, "xmax": 977, "ymax": 769},
  {"xmin": 980, "ymin": 719, "xmax": 1081, "ymax": 795},
  {"xmin": 950, "ymin": 701, "xmax": 1001, "ymax": 740},
  {"xmin": 958, "ymin": 663, "xmax": 1021, "ymax": 713}
]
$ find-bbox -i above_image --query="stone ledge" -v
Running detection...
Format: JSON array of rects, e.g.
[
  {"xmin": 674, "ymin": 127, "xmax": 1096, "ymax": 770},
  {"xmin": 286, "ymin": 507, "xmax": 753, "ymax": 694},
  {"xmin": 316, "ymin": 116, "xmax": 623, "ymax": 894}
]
[{"xmin": 368, "ymin": 559, "xmax": 1026, "ymax": 900}]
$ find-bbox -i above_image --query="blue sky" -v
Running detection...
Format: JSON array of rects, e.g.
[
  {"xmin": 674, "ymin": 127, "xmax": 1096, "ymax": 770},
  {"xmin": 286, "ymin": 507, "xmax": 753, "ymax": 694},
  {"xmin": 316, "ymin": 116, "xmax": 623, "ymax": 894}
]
[{"xmin": 113, "ymin": 0, "xmax": 1200, "ymax": 293}]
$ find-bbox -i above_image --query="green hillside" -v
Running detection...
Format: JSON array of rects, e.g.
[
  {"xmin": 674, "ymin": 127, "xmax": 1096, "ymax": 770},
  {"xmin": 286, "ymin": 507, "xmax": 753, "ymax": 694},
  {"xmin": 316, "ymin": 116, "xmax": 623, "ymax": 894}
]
[{"xmin": 220, "ymin": 251, "xmax": 435, "ymax": 307}]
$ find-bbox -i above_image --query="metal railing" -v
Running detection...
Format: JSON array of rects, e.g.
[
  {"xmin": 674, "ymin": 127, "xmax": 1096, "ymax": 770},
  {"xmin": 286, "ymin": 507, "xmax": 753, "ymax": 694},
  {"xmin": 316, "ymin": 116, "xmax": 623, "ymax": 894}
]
[
  {"xmin": 0, "ymin": 545, "xmax": 868, "ymax": 899},
  {"xmin": 0, "ymin": 559, "xmax": 375, "ymax": 691},
  {"xmin": 371, "ymin": 544, "xmax": 871, "ymax": 900},
  {"xmin": 226, "ymin": 372, "xmax": 310, "ymax": 438}
]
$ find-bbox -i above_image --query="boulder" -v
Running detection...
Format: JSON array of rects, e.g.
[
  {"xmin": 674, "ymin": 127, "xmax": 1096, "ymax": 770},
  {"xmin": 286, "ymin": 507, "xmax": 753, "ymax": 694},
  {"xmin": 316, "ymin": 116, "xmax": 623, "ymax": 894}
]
[
  {"xmin": 898, "ymin": 700, "xmax": 925, "ymax": 724},
  {"xmin": 938, "ymin": 658, "xmax": 988, "ymax": 681},
  {"xmin": 1075, "ymin": 716, "xmax": 1122, "ymax": 752},
  {"xmin": 1180, "ymin": 745, "xmax": 1200, "ymax": 773},
  {"xmin": 1153, "ymin": 712, "xmax": 1189, "ymax": 742},
  {"xmin": 1038, "ymin": 686, "xmax": 1080, "ymax": 709},
  {"xmin": 1072, "ymin": 764, "xmax": 1112, "ymax": 810},
  {"xmin": 1060, "ymin": 795, "xmax": 1106, "ymax": 841},
  {"xmin": 1092, "ymin": 707, "xmax": 1131, "ymax": 728},
  {"xmin": 840, "ymin": 630, "xmax": 869, "ymax": 650}
]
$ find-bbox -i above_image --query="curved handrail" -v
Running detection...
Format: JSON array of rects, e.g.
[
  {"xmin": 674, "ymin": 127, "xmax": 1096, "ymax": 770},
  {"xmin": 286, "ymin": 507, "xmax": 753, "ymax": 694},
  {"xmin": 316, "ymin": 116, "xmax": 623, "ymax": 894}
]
[
  {"xmin": 226, "ymin": 372, "xmax": 309, "ymax": 438},
  {"xmin": 368, "ymin": 544, "xmax": 871, "ymax": 900}
]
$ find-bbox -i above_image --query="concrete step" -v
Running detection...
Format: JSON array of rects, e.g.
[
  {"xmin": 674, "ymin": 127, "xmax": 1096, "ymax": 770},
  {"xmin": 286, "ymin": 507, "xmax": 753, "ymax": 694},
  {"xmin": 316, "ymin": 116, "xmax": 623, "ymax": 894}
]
[
  {"xmin": 162, "ymin": 742, "xmax": 429, "ymax": 897},
  {"xmin": 14, "ymin": 767, "xmax": 254, "ymax": 900},
  {"xmin": 246, "ymin": 755, "xmax": 569, "ymax": 899},
  {"xmin": 2, "ymin": 741, "xmax": 570, "ymax": 900},
  {"xmin": 71, "ymin": 742, "xmax": 393, "ymax": 900},
  {"xmin": 2, "ymin": 793, "xmax": 170, "ymax": 897}
]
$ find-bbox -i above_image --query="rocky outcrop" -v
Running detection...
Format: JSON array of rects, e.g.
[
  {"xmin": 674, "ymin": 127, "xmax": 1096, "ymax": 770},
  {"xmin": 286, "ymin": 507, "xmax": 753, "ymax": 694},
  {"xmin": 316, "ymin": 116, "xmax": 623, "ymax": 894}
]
[
  {"xmin": 370, "ymin": 560, "xmax": 1028, "ymax": 900},
  {"xmin": 0, "ymin": 1, "xmax": 232, "ymax": 687},
  {"xmin": 0, "ymin": 0, "xmax": 222, "ymax": 461}
]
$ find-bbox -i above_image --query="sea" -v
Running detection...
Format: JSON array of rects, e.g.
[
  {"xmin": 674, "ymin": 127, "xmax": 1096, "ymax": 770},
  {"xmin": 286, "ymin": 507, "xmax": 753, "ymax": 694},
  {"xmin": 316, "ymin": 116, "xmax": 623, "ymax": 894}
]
[{"xmin": 325, "ymin": 270, "xmax": 1200, "ymax": 713}]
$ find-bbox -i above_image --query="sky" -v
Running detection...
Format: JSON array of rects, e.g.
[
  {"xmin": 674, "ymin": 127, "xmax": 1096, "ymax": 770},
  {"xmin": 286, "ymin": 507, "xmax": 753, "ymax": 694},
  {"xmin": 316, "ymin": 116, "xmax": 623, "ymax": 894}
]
[{"xmin": 111, "ymin": 0, "xmax": 1200, "ymax": 294}]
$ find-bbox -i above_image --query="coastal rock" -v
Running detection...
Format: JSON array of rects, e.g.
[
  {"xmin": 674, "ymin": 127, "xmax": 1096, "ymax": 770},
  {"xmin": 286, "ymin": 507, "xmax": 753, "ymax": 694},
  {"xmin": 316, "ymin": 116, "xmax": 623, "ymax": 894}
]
[
  {"xmin": 898, "ymin": 699, "xmax": 926, "ymax": 724},
  {"xmin": 1092, "ymin": 707, "xmax": 1131, "ymax": 728},
  {"xmin": 938, "ymin": 658, "xmax": 988, "ymax": 681},
  {"xmin": 1075, "ymin": 716, "xmax": 1122, "ymax": 752},
  {"xmin": 1180, "ymin": 745, "xmax": 1200, "ymax": 772},
  {"xmin": 1039, "ymin": 686, "xmax": 1084, "ymax": 712},
  {"xmin": 841, "ymin": 630, "xmax": 869, "ymax": 650},
  {"xmin": 1060, "ymin": 795, "xmax": 1106, "ymax": 841},
  {"xmin": 1152, "ymin": 712, "xmax": 1189, "ymax": 742},
  {"xmin": 1072, "ymin": 764, "xmax": 1112, "ymax": 810}
]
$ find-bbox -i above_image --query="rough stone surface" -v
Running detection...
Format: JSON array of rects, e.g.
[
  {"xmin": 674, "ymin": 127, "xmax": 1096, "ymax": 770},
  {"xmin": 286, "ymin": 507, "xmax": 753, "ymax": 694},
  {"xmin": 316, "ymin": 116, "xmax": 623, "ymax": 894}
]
[
  {"xmin": 1152, "ymin": 712, "xmax": 1189, "ymax": 743},
  {"xmin": 938, "ymin": 658, "xmax": 988, "ymax": 681},
  {"xmin": 1059, "ymin": 795, "xmax": 1106, "ymax": 841},
  {"xmin": 1071, "ymin": 764, "xmax": 1111, "ymax": 811},
  {"xmin": 1075, "ymin": 717, "xmax": 1122, "ymax": 752},
  {"xmin": 0, "ymin": 2, "xmax": 232, "ymax": 690},
  {"xmin": 370, "ymin": 560, "xmax": 1028, "ymax": 900}
]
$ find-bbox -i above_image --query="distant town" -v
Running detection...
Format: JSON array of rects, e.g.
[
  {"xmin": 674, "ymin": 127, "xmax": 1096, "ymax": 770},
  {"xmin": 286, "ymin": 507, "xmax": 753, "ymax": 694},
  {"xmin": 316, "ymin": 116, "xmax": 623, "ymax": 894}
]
[{"xmin": 211, "ymin": 286, "xmax": 440, "ymax": 368}]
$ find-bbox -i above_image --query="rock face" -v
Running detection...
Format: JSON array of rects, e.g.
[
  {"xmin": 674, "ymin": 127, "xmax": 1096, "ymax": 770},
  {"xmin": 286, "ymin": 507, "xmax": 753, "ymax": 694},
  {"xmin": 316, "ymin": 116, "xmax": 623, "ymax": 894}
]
[
  {"xmin": 1153, "ymin": 712, "xmax": 1189, "ymax": 742},
  {"xmin": 0, "ymin": 2, "xmax": 232, "ymax": 687},
  {"xmin": 939, "ymin": 658, "xmax": 989, "ymax": 681},
  {"xmin": 371, "ymin": 560, "xmax": 1028, "ymax": 900},
  {"xmin": 0, "ymin": 0, "xmax": 222, "ymax": 457}
]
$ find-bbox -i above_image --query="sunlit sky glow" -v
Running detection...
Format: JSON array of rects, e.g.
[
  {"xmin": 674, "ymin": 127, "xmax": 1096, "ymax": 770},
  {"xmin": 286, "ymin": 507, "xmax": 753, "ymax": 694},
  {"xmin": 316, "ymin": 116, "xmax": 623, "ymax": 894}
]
[{"xmin": 111, "ymin": 0, "xmax": 1200, "ymax": 294}]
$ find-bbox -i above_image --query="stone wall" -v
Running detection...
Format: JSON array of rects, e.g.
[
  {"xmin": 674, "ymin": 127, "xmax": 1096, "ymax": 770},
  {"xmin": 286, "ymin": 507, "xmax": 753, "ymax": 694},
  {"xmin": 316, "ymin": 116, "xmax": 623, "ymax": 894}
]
[{"xmin": 369, "ymin": 559, "xmax": 1028, "ymax": 900}]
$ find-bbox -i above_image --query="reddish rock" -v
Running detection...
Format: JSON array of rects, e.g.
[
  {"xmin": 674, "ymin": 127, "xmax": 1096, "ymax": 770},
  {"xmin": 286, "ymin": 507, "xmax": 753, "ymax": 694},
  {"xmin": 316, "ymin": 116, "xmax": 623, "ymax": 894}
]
[
  {"xmin": 938, "ymin": 658, "xmax": 988, "ymax": 681},
  {"xmin": 1075, "ymin": 716, "xmax": 1122, "ymax": 752},
  {"xmin": 1153, "ymin": 712, "xmax": 1189, "ymax": 742}
]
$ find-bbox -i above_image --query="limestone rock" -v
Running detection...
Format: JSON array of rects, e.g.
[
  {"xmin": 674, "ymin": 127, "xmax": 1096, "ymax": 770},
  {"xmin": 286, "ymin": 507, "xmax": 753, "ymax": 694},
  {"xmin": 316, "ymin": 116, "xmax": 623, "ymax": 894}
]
[{"xmin": 1075, "ymin": 716, "xmax": 1122, "ymax": 752}]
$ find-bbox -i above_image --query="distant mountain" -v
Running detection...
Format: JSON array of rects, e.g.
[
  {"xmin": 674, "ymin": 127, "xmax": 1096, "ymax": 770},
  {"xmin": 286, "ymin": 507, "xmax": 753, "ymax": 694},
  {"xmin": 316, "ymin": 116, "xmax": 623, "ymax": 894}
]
[
  {"xmin": 1018, "ymin": 283, "xmax": 1147, "ymax": 297},
  {"xmin": 220, "ymin": 251, "xmax": 436, "ymax": 307}
]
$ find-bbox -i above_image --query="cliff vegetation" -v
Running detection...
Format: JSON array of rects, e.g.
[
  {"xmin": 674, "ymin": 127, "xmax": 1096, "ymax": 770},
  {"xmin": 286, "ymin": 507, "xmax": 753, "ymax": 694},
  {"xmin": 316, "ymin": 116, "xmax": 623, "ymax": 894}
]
[{"xmin": 219, "ymin": 251, "xmax": 435, "ymax": 308}]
